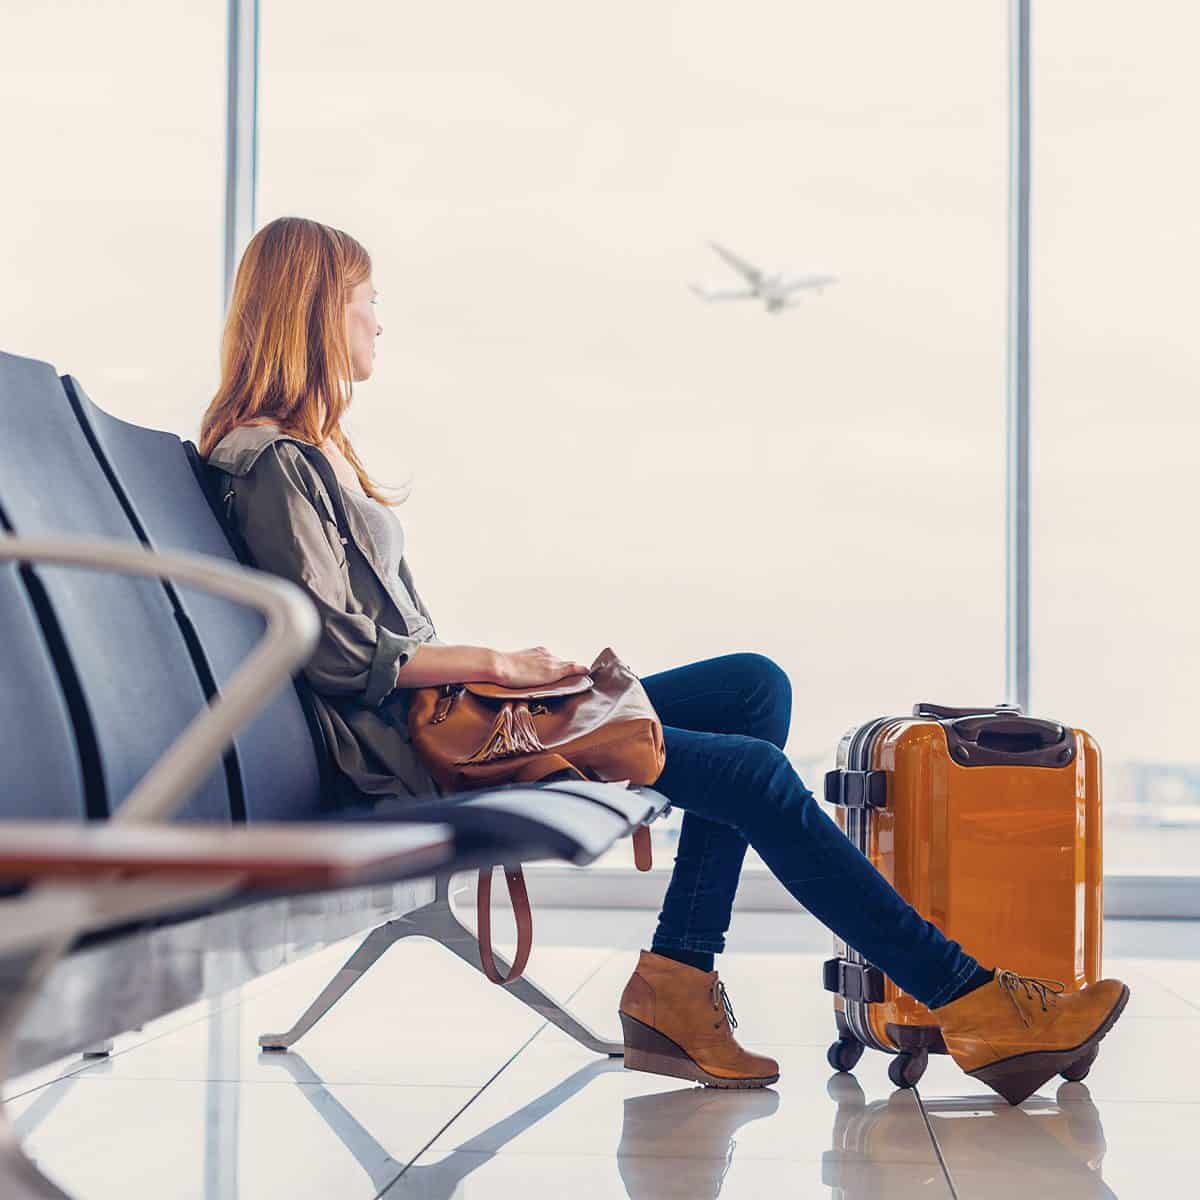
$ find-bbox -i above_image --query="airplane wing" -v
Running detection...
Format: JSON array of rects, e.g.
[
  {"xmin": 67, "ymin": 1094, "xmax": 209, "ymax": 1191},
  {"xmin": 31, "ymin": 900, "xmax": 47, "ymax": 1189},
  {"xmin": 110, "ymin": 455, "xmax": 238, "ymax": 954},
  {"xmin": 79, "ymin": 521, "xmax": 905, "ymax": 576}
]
[
  {"xmin": 781, "ymin": 273, "xmax": 837, "ymax": 294},
  {"xmin": 689, "ymin": 284, "xmax": 756, "ymax": 302},
  {"xmin": 708, "ymin": 242, "xmax": 764, "ymax": 285}
]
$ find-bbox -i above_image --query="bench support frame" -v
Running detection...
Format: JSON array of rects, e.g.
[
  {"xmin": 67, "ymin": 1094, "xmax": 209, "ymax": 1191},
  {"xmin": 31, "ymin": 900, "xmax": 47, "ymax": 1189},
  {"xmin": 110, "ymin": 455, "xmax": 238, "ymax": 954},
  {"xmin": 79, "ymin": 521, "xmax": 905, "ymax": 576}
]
[{"xmin": 258, "ymin": 873, "xmax": 623, "ymax": 1056}]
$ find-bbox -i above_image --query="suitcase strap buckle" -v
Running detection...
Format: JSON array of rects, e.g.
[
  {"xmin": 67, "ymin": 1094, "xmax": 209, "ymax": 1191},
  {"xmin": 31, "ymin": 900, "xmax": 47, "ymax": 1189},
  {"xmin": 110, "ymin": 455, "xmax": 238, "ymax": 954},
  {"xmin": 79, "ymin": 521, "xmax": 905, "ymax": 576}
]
[
  {"xmin": 823, "ymin": 956, "xmax": 886, "ymax": 1004},
  {"xmin": 824, "ymin": 769, "xmax": 887, "ymax": 809}
]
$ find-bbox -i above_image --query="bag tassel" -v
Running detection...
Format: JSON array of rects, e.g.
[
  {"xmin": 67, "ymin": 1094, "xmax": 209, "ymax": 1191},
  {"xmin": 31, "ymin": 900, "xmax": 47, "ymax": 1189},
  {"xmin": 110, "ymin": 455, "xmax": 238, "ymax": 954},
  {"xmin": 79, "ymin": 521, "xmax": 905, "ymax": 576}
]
[{"xmin": 457, "ymin": 701, "xmax": 548, "ymax": 765}]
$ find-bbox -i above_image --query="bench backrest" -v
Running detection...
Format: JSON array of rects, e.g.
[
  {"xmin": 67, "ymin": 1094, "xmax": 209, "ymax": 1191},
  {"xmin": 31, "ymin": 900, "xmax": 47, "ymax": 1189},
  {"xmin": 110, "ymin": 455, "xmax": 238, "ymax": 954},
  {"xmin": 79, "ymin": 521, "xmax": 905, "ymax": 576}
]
[
  {"xmin": 0, "ymin": 352, "xmax": 232, "ymax": 821},
  {"xmin": 0, "ymin": 561, "xmax": 87, "ymax": 818},
  {"xmin": 64, "ymin": 376, "xmax": 329, "ymax": 820},
  {"xmin": 1, "ymin": 350, "xmax": 653, "ymax": 840}
]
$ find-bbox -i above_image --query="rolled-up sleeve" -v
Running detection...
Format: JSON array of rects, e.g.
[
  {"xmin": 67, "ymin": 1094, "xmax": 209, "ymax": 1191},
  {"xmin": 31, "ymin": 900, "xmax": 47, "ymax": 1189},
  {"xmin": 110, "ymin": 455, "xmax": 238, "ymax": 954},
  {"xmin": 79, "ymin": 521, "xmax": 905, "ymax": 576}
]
[{"xmin": 232, "ymin": 443, "xmax": 422, "ymax": 706}]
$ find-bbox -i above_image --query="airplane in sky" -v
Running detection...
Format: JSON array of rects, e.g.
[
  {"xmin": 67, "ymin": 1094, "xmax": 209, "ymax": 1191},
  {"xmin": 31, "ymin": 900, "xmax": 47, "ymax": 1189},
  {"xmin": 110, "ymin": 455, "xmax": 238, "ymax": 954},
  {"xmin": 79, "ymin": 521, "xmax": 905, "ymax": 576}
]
[{"xmin": 689, "ymin": 241, "xmax": 837, "ymax": 314}]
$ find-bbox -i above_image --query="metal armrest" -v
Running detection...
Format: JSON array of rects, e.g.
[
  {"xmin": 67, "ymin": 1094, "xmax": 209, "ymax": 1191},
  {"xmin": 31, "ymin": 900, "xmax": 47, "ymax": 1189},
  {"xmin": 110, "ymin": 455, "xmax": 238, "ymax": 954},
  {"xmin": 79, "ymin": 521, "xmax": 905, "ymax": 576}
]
[
  {"xmin": 0, "ymin": 534, "xmax": 319, "ymax": 824},
  {"xmin": 0, "ymin": 534, "xmax": 320, "ymax": 1059}
]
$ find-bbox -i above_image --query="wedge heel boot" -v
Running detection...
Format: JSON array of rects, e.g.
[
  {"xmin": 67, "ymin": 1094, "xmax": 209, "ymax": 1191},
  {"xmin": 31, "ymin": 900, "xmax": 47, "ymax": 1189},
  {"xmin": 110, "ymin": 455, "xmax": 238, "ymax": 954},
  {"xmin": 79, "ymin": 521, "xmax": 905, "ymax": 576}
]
[
  {"xmin": 618, "ymin": 950, "xmax": 779, "ymax": 1089},
  {"xmin": 934, "ymin": 968, "xmax": 1130, "ymax": 1106}
]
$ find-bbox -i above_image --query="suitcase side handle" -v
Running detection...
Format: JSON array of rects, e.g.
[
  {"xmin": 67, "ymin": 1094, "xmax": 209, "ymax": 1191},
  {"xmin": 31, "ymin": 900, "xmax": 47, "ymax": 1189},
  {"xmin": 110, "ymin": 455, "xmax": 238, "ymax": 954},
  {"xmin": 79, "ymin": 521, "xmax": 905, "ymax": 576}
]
[{"xmin": 825, "ymin": 769, "xmax": 888, "ymax": 809}]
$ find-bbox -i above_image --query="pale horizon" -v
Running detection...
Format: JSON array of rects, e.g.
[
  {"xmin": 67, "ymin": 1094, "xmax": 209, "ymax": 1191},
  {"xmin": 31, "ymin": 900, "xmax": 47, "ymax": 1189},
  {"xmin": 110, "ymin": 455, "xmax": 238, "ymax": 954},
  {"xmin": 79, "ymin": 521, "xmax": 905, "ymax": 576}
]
[{"xmin": 3, "ymin": 1, "xmax": 1196, "ymax": 871}]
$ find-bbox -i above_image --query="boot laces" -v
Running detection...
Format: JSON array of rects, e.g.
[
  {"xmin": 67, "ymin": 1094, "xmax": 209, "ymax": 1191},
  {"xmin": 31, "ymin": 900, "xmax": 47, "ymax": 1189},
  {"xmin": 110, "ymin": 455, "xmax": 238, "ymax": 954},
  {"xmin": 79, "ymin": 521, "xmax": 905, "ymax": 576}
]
[
  {"xmin": 995, "ymin": 968, "xmax": 1066, "ymax": 1027},
  {"xmin": 711, "ymin": 979, "xmax": 738, "ymax": 1031}
]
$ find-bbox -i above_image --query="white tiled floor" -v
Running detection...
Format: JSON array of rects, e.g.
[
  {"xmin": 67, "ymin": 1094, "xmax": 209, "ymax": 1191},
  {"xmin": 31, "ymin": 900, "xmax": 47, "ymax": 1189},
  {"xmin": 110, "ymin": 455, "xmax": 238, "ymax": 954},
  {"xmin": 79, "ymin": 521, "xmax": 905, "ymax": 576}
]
[{"xmin": 6, "ymin": 911, "xmax": 1200, "ymax": 1198}]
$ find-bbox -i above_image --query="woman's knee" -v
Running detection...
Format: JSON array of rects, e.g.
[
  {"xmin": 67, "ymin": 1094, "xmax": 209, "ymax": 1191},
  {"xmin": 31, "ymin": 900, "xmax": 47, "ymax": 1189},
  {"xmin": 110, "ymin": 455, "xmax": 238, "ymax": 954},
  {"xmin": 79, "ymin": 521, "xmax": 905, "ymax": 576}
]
[
  {"xmin": 735, "ymin": 652, "xmax": 790, "ymax": 703},
  {"xmin": 730, "ymin": 652, "xmax": 792, "ymax": 745}
]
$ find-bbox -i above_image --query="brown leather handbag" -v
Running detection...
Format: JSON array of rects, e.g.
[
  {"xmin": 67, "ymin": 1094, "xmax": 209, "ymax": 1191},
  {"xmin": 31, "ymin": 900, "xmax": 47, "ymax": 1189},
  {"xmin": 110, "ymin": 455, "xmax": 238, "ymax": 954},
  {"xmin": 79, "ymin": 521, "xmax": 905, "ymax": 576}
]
[{"xmin": 408, "ymin": 645, "xmax": 667, "ymax": 984}]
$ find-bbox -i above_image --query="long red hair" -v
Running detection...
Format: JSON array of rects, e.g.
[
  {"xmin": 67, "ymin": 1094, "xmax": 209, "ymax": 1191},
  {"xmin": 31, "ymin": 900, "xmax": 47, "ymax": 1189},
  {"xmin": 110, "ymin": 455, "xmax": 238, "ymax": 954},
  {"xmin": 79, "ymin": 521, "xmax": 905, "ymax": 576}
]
[{"xmin": 199, "ymin": 216, "xmax": 401, "ymax": 504}]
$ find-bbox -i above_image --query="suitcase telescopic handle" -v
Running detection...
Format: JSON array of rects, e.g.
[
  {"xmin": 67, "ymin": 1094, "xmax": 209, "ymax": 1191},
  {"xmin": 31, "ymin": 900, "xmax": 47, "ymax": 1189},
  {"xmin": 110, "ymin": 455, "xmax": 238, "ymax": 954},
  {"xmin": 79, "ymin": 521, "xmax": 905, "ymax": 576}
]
[
  {"xmin": 945, "ymin": 715, "xmax": 1075, "ymax": 768},
  {"xmin": 913, "ymin": 702, "xmax": 1023, "ymax": 720}
]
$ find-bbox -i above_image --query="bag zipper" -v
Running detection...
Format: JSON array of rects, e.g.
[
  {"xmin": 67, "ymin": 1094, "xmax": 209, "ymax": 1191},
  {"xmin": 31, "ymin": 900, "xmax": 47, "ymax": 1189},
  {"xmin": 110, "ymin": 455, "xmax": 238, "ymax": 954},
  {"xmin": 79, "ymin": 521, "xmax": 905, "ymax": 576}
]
[
  {"xmin": 431, "ymin": 684, "xmax": 552, "ymax": 727},
  {"xmin": 431, "ymin": 683, "xmax": 466, "ymax": 724}
]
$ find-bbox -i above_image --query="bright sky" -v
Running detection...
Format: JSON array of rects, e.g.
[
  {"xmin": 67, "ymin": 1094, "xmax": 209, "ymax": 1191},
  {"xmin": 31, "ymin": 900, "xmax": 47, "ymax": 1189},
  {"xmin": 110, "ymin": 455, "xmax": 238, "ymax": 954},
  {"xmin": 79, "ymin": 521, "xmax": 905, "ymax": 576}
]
[{"xmin": 2, "ymin": 2, "xmax": 1196, "ymax": 839}]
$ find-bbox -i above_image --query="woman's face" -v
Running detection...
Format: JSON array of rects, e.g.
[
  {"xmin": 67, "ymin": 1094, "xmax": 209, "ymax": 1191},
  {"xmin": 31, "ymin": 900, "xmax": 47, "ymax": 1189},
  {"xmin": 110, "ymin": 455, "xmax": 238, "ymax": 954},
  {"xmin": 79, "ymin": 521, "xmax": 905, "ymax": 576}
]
[{"xmin": 345, "ymin": 277, "xmax": 381, "ymax": 382}]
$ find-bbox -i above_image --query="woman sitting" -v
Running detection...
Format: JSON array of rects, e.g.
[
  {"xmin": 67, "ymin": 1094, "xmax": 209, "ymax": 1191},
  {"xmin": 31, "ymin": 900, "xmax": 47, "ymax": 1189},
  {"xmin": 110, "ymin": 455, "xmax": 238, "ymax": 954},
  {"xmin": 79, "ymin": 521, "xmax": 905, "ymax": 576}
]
[{"xmin": 200, "ymin": 216, "xmax": 1128, "ymax": 1105}]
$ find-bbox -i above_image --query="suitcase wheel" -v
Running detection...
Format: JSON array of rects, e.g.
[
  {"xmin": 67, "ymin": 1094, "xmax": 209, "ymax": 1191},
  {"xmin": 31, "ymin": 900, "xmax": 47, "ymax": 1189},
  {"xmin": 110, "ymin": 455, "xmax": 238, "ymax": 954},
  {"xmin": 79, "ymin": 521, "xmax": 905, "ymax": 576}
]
[
  {"xmin": 827, "ymin": 1037, "xmax": 864, "ymax": 1073},
  {"xmin": 1060, "ymin": 1045, "xmax": 1099, "ymax": 1083},
  {"xmin": 888, "ymin": 1050, "xmax": 928, "ymax": 1090}
]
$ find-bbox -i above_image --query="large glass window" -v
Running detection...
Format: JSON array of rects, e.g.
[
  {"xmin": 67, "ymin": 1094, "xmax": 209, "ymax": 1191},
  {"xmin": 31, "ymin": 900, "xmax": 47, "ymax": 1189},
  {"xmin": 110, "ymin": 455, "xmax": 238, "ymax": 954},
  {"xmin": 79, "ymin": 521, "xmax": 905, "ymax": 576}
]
[
  {"xmin": 1032, "ymin": 4, "xmax": 1200, "ymax": 874},
  {"xmin": 260, "ymin": 1, "xmax": 1008, "ymax": 866},
  {"xmin": 3, "ymin": 2, "xmax": 1192, "ymax": 896},
  {"xmin": 0, "ymin": 1, "xmax": 225, "ymax": 436}
]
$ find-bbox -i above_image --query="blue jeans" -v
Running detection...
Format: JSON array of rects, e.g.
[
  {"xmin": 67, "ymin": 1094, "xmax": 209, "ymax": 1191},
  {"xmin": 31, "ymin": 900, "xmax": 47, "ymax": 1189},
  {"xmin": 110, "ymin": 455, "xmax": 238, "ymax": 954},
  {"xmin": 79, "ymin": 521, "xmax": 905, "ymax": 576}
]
[{"xmin": 642, "ymin": 653, "xmax": 981, "ymax": 1009}]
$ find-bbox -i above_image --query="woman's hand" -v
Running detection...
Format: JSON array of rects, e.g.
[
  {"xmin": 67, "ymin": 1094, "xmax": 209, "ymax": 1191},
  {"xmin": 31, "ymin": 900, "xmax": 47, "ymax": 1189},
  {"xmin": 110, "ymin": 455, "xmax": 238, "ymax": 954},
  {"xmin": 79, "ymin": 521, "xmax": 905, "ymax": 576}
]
[{"xmin": 492, "ymin": 646, "xmax": 592, "ymax": 688}]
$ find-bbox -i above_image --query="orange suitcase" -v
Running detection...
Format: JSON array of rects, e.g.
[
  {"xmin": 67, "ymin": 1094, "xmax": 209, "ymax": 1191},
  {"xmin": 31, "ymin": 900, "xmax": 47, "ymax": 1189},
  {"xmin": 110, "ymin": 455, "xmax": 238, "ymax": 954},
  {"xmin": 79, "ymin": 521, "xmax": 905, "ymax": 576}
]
[{"xmin": 822, "ymin": 702, "xmax": 1103, "ymax": 1090}]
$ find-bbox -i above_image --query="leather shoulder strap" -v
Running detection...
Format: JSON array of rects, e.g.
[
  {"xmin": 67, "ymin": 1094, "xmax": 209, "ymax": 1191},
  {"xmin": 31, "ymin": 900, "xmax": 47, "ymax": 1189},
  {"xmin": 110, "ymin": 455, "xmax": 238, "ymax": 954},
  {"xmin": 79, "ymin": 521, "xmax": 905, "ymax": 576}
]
[
  {"xmin": 476, "ymin": 865, "xmax": 533, "ymax": 985},
  {"xmin": 292, "ymin": 443, "xmax": 355, "ymax": 541},
  {"xmin": 632, "ymin": 824, "xmax": 653, "ymax": 871}
]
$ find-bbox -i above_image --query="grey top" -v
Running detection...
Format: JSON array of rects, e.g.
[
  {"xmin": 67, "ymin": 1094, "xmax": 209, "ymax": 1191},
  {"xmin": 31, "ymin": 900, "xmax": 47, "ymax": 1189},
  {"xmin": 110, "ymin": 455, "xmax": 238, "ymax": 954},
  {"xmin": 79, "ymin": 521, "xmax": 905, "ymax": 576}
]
[{"xmin": 344, "ymin": 487, "xmax": 439, "ymax": 646}]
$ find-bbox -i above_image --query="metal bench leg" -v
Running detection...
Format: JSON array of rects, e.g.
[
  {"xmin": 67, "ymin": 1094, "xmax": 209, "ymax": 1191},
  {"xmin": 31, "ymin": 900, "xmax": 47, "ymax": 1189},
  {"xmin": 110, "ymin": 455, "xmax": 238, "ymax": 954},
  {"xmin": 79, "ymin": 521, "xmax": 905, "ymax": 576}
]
[
  {"xmin": 258, "ymin": 874, "xmax": 623, "ymax": 1056},
  {"xmin": 421, "ymin": 875, "xmax": 624, "ymax": 1056},
  {"xmin": 257, "ymin": 916, "xmax": 406, "ymax": 1051}
]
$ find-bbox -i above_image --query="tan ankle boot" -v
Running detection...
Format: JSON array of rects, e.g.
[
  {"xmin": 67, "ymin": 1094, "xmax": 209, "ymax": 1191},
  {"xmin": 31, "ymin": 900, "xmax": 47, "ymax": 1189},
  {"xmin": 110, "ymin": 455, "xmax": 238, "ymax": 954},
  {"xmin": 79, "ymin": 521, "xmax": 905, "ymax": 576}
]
[
  {"xmin": 618, "ymin": 950, "xmax": 780, "ymax": 1089},
  {"xmin": 933, "ymin": 968, "xmax": 1129, "ymax": 1105}
]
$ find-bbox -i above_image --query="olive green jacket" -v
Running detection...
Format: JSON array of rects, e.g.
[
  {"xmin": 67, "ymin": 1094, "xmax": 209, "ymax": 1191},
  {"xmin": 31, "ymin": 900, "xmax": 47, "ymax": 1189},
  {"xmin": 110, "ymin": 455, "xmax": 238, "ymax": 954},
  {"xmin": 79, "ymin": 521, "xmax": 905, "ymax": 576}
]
[{"xmin": 205, "ymin": 423, "xmax": 444, "ymax": 803}]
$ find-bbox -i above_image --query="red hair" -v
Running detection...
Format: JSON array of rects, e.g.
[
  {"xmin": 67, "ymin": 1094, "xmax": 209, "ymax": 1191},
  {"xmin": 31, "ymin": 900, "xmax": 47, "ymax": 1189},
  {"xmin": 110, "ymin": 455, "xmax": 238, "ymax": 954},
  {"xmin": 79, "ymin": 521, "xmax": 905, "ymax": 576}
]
[{"xmin": 199, "ymin": 216, "xmax": 397, "ymax": 503}]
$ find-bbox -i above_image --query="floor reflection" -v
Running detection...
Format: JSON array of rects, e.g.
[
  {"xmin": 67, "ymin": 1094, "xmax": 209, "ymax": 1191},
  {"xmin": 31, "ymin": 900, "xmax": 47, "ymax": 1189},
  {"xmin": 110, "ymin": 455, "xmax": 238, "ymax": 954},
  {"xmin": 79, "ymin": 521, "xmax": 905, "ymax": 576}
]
[
  {"xmin": 6, "ymin": 1049, "xmax": 1121, "ymax": 1199},
  {"xmin": 616, "ymin": 1086, "xmax": 779, "ymax": 1199},
  {"xmin": 824, "ymin": 1073, "xmax": 1113, "ymax": 1198},
  {"xmin": 259, "ymin": 1048, "xmax": 785, "ymax": 1199},
  {"xmin": 263, "ymin": 1049, "xmax": 629, "ymax": 1197}
]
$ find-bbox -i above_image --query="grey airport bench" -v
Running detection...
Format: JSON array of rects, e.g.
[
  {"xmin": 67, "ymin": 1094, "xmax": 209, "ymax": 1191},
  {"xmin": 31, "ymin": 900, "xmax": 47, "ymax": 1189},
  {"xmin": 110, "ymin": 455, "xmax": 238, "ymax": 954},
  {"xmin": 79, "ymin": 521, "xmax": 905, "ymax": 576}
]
[{"xmin": 0, "ymin": 349, "xmax": 669, "ymax": 1200}]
